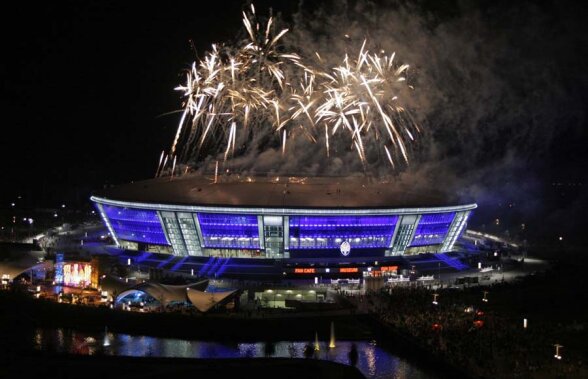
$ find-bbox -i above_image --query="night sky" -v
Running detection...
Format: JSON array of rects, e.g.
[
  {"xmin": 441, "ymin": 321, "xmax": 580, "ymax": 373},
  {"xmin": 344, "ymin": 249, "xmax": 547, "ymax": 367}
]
[
  {"xmin": 1, "ymin": 0, "xmax": 587, "ymax": 246},
  {"xmin": 1, "ymin": 1, "xmax": 294, "ymax": 204}
]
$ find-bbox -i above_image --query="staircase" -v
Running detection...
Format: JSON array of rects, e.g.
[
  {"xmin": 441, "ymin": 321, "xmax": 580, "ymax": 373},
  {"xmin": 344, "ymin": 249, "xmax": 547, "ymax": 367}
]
[{"xmin": 434, "ymin": 253, "xmax": 469, "ymax": 271}]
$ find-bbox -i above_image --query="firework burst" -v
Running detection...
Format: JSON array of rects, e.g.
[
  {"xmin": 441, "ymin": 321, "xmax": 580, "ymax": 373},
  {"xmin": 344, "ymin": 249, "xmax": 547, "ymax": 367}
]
[
  {"xmin": 311, "ymin": 41, "xmax": 420, "ymax": 167},
  {"xmin": 162, "ymin": 4, "xmax": 419, "ymax": 176}
]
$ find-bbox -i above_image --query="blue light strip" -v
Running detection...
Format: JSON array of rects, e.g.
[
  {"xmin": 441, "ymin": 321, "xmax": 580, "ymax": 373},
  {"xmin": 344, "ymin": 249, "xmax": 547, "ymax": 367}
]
[
  {"xmin": 289, "ymin": 215, "xmax": 399, "ymax": 249},
  {"xmin": 91, "ymin": 196, "xmax": 477, "ymax": 216},
  {"xmin": 101, "ymin": 204, "xmax": 169, "ymax": 245},
  {"xmin": 410, "ymin": 212, "xmax": 455, "ymax": 247}
]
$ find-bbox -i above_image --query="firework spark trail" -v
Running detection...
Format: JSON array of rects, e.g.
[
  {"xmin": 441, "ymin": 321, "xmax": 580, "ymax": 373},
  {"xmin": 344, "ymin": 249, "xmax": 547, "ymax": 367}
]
[
  {"xmin": 165, "ymin": 4, "xmax": 419, "ymax": 176},
  {"xmin": 171, "ymin": 155, "xmax": 177, "ymax": 179},
  {"xmin": 155, "ymin": 150, "xmax": 165, "ymax": 177},
  {"xmin": 282, "ymin": 129, "xmax": 287, "ymax": 156},
  {"xmin": 159, "ymin": 154, "xmax": 169, "ymax": 176}
]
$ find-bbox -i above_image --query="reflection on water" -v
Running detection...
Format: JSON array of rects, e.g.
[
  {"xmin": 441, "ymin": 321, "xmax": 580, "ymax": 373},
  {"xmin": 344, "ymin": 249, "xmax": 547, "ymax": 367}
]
[{"xmin": 32, "ymin": 328, "xmax": 438, "ymax": 379}]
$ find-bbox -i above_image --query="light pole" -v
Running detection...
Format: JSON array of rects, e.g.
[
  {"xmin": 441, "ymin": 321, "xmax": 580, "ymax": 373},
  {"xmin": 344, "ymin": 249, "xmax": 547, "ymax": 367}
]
[
  {"xmin": 28, "ymin": 218, "xmax": 34, "ymax": 242},
  {"xmin": 554, "ymin": 344, "xmax": 563, "ymax": 360}
]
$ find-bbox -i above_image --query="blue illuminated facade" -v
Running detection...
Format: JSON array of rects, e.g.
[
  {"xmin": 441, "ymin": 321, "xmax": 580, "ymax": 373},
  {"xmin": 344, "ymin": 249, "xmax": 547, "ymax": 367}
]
[
  {"xmin": 289, "ymin": 215, "xmax": 398, "ymax": 249},
  {"xmin": 409, "ymin": 212, "xmax": 455, "ymax": 247},
  {"xmin": 91, "ymin": 196, "xmax": 475, "ymax": 258},
  {"xmin": 99, "ymin": 204, "xmax": 168, "ymax": 246},
  {"xmin": 198, "ymin": 213, "xmax": 260, "ymax": 249}
]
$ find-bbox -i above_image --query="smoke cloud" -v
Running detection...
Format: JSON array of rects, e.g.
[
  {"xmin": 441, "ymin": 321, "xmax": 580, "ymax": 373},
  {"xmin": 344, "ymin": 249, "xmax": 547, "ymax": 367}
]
[
  {"xmin": 172, "ymin": 0, "xmax": 586, "ymax": 240},
  {"xmin": 281, "ymin": 1, "xmax": 585, "ymax": 219}
]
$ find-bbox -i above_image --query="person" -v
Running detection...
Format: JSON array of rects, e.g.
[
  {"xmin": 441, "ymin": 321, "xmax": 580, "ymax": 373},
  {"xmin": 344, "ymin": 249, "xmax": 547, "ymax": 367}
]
[
  {"xmin": 348, "ymin": 343, "xmax": 359, "ymax": 366},
  {"xmin": 303, "ymin": 343, "xmax": 314, "ymax": 358}
]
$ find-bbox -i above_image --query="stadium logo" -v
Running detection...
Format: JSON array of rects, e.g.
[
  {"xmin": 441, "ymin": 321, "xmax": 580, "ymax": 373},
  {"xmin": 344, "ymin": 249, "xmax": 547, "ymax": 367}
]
[{"xmin": 340, "ymin": 241, "xmax": 351, "ymax": 256}]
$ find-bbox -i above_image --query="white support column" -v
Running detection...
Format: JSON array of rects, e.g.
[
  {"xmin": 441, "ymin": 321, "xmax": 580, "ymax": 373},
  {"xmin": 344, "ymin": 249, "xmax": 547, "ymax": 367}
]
[
  {"xmin": 95, "ymin": 203, "xmax": 120, "ymax": 246},
  {"xmin": 257, "ymin": 215, "xmax": 265, "ymax": 250},
  {"xmin": 159, "ymin": 211, "xmax": 188, "ymax": 256},
  {"xmin": 441, "ymin": 210, "xmax": 470, "ymax": 252},
  {"xmin": 155, "ymin": 211, "xmax": 172, "ymax": 246},
  {"xmin": 407, "ymin": 215, "xmax": 422, "ymax": 248},
  {"xmin": 387, "ymin": 216, "xmax": 402, "ymax": 256},
  {"xmin": 283, "ymin": 215, "xmax": 290, "ymax": 257},
  {"xmin": 192, "ymin": 213, "xmax": 205, "ymax": 248}
]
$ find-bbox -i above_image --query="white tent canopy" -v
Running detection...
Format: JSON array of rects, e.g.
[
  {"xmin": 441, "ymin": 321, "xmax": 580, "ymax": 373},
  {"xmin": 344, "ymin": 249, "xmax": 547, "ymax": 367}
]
[
  {"xmin": 115, "ymin": 279, "xmax": 209, "ymax": 307},
  {"xmin": 186, "ymin": 289, "xmax": 239, "ymax": 313},
  {"xmin": 0, "ymin": 243, "xmax": 47, "ymax": 281}
]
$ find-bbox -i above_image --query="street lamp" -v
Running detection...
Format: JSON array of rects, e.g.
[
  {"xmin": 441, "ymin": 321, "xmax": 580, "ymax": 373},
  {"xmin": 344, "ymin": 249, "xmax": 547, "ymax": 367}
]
[
  {"xmin": 554, "ymin": 344, "xmax": 563, "ymax": 360},
  {"xmin": 28, "ymin": 218, "xmax": 34, "ymax": 241}
]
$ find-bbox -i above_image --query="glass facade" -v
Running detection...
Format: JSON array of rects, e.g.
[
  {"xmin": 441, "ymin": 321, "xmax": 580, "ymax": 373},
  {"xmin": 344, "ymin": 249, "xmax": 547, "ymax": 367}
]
[
  {"xmin": 159, "ymin": 212, "xmax": 188, "ymax": 256},
  {"xmin": 93, "ymin": 196, "xmax": 474, "ymax": 258},
  {"xmin": 441, "ymin": 210, "xmax": 471, "ymax": 252},
  {"xmin": 390, "ymin": 222, "xmax": 416, "ymax": 253},
  {"xmin": 289, "ymin": 215, "xmax": 398, "ymax": 249},
  {"xmin": 263, "ymin": 216, "xmax": 284, "ymax": 258},
  {"xmin": 410, "ymin": 212, "xmax": 455, "ymax": 247},
  {"xmin": 177, "ymin": 212, "xmax": 202, "ymax": 256},
  {"xmin": 197, "ymin": 213, "xmax": 260, "ymax": 249},
  {"xmin": 101, "ymin": 204, "xmax": 168, "ymax": 245}
]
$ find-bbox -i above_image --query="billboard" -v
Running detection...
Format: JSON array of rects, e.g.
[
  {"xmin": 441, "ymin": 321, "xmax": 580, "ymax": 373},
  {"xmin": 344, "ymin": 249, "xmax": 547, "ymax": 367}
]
[{"xmin": 60, "ymin": 262, "xmax": 92, "ymax": 287}]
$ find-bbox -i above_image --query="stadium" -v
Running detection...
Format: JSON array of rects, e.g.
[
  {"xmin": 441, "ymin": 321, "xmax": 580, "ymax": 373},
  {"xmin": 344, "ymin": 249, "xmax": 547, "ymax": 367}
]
[{"xmin": 90, "ymin": 174, "xmax": 476, "ymax": 280}]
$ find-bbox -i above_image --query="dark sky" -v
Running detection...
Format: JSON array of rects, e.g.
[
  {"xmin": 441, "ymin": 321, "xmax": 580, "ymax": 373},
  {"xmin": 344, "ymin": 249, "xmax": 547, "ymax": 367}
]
[
  {"xmin": 1, "ymin": 0, "xmax": 587, "ymax": 246},
  {"xmin": 0, "ymin": 1, "xmax": 294, "ymax": 204}
]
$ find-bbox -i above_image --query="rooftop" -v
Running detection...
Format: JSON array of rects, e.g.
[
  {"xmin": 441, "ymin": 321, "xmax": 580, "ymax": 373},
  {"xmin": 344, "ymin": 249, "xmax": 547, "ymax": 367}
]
[{"xmin": 94, "ymin": 174, "xmax": 472, "ymax": 210}]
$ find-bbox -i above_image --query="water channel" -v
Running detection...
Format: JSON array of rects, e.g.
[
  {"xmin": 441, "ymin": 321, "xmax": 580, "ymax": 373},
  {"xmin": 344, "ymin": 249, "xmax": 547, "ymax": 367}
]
[{"xmin": 25, "ymin": 328, "xmax": 441, "ymax": 379}]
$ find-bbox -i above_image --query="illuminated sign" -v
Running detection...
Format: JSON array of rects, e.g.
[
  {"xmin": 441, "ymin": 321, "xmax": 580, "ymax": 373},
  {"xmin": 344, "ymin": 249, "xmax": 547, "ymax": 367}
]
[
  {"xmin": 380, "ymin": 266, "xmax": 398, "ymax": 272},
  {"xmin": 339, "ymin": 267, "xmax": 358, "ymax": 273},
  {"xmin": 294, "ymin": 268, "xmax": 316, "ymax": 274},
  {"xmin": 339, "ymin": 241, "xmax": 351, "ymax": 256},
  {"xmin": 62, "ymin": 263, "xmax": 92, "ymax": 287},
  {"xmin": 54, "ymin": 253, "xmax": 64, "ymax": 284}
]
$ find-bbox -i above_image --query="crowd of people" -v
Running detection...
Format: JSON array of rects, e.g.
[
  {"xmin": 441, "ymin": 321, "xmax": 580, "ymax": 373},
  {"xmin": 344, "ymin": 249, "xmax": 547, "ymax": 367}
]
[{"xmin": 358, "ymin": 273, "xmax": 586, "ymax": 378}]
